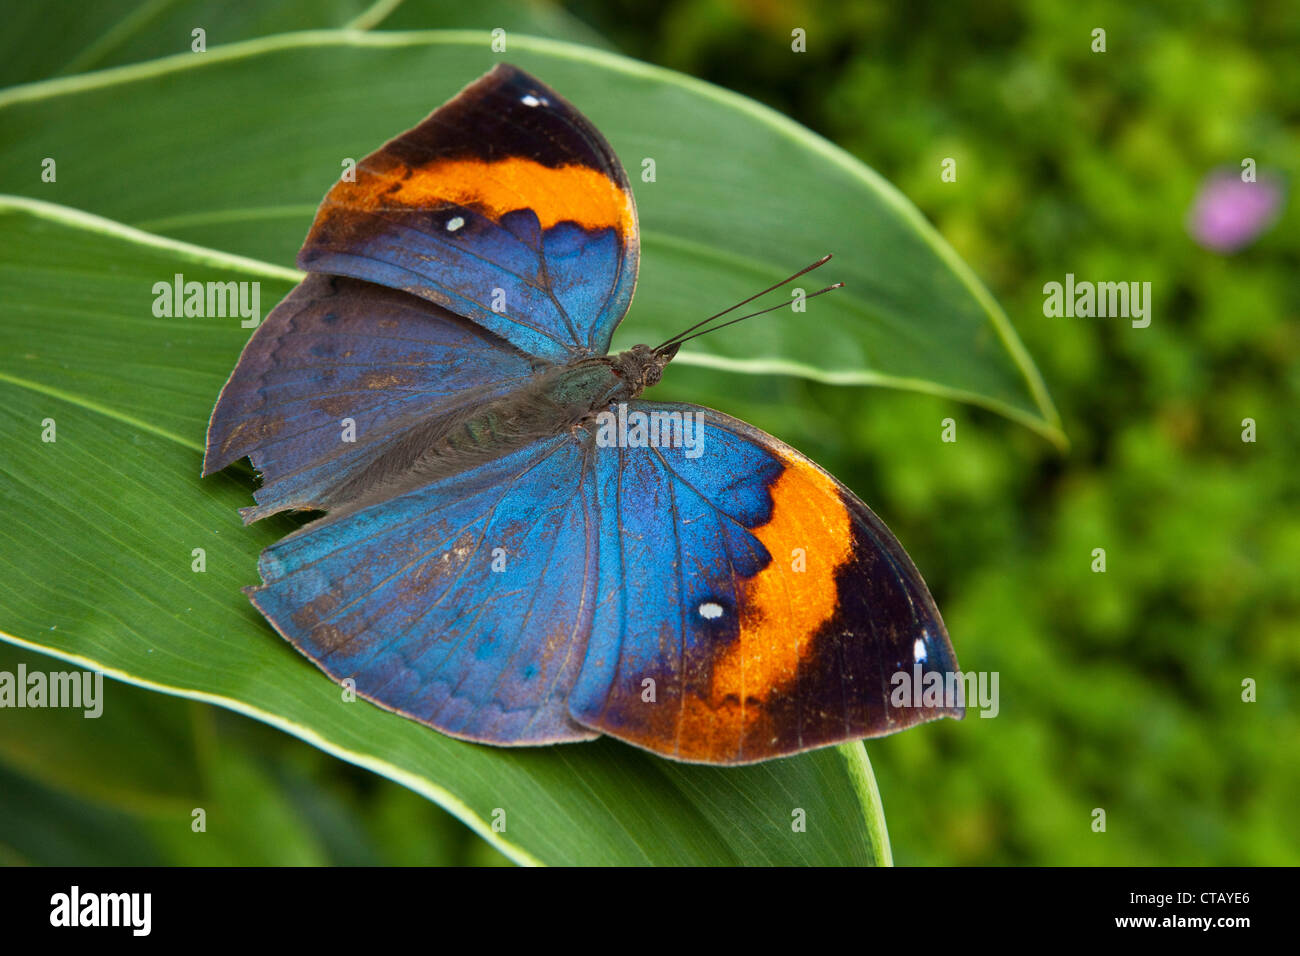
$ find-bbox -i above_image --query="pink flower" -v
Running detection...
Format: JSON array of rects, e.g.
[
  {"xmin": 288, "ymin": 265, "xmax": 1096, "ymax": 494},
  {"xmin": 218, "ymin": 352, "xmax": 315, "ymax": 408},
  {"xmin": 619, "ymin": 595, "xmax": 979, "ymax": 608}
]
[{"xmin": 1187, "ymin": 168, "xmax": 1285, "ymax": 253}]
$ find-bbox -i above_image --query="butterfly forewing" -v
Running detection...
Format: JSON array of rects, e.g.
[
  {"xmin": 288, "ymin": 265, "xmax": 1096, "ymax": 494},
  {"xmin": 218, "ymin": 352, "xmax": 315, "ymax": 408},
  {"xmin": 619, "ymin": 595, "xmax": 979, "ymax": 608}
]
[{"xmin": 298, "ymin": 63, "xmax": 639, "ymax": 362}]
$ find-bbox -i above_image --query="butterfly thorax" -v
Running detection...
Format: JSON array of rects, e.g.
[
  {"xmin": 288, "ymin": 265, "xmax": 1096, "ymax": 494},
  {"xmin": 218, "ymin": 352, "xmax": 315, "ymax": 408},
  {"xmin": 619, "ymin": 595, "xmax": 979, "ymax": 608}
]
[
  {"xmin": 324, "ymin": 345, "xmax": 672, "ymax": 515},
  {"xmin": 454, "ymin": 343, "xmax": 673, "ymax": 445}
]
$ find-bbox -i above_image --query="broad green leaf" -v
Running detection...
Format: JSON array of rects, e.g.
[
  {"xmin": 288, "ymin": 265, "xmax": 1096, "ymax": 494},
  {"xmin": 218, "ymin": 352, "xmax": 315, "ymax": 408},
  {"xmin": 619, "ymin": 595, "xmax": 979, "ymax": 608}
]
[
  {"xmin": 0, "ymin": 199, "xmax": 893, "ymax": 866},
  {"xmin": 0, "ymin": 0, "xmax": 371, "ymax": 87},
  {"xmin": 0, "ymin": 645, "xmax": 202, "ymax": 816},
  {"xmin": 0, "ymin": 30, "xmax": 1062, "ymax": 442},
  {"xmin": 0, "ymin": 642, "xmax": 496, "ymax": 866},
  {"xmin": 0, "ymin": 646, "xmax": 335, "ymax": 866},
  {"xmin": 0, "ymin": 0, "xmax": 605, "ymax": 87},
  {"xmin": 375, "ymin": 0, "xmax": 610, "ymax": 49}
]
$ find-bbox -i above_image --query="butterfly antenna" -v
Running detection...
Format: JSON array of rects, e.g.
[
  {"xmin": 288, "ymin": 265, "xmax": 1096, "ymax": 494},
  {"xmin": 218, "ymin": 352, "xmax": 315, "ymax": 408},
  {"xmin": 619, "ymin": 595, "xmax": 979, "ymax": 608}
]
[
  {"xmin": 653, "ymin": 254, "xmax": 836, "ymax": 353},
  {"xmin": 665, "ymin": 283, "xmax": 845, "ymax": 348}
]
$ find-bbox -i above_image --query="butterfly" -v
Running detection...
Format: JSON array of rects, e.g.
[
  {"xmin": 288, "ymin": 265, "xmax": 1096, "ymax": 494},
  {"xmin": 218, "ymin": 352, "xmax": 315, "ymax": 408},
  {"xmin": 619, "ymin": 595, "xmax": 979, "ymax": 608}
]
[{"xmin": 203, "ymin": 64, "xmax": 962, "ymax": 765}]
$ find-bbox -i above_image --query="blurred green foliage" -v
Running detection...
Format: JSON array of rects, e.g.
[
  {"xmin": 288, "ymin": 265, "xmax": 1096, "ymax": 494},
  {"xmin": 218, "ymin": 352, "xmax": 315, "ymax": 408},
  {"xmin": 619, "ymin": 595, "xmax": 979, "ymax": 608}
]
[
  {"xmin": 0, "ymin": 646, "xmax": 510, "ymax": 865},
  {"xmin": 2, "ymin": 0, "xmax": 1295, "ymax": 865}
]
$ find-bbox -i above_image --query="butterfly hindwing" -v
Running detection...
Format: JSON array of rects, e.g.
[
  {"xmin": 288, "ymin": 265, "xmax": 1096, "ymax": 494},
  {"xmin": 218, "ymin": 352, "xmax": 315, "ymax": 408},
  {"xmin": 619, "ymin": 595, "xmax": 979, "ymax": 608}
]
[
  {"xmin": 298, "ymin": 63, "xmax": 639, "ymax": 362},
  {"xmin": 568, "ymin": 402, "xmax": 962, "ymax": 764},
  {"xmin": 203, "ymin": 273, "xmax": 544, "ymax": 522},
  {"xmin": 247, "ymin": 432, "xmax": 600, "ymax": 745}
]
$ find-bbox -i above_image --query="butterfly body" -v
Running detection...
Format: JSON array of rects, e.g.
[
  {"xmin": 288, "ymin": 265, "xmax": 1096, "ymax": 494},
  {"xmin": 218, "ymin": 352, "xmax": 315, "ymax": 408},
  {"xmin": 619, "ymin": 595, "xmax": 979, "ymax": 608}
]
[
  {"xmin": 317, "ymin": 344, "xmax": 672, "ymax": 516},
  {"xmin": 205, "ymin": 64, "xmax": 962, "ymax": 764}
]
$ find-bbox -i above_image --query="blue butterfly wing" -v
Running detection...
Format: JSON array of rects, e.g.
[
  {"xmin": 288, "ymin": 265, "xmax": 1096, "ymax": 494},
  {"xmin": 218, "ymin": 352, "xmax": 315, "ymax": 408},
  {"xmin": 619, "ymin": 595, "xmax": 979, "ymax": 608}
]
[
  {"xmin": 248, "ymin": 433, "xmax": 600, "ymax": 745},
  {"xmin": 203, "ymin": 273, "xmax": 544, "ymax": 521},
  {"xmin": 298, "ymin": 63, "xmax": 639, "ymax": 362},
  {"xmin": 568, "ymin": 402, "xmax": 962, "ymax": 764}
]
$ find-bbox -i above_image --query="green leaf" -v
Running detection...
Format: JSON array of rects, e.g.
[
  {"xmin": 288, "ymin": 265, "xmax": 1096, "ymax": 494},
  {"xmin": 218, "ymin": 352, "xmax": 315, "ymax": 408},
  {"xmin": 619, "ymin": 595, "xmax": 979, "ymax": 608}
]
[
  {"xmin": 0, "ymin": 30, "xmax": 1062, "ymax": 442},
  {"xmin": 0, "ymin": 199, "xmax": 893, "ymax": 865},
  {"xmin": 0, "ymin": 641, "xmax": 492, "ymax": 866},
  {"xmin": 0, "ymin": 0, "xmax": 606, "ymax": 87},
  {"xmin": 0, "ymin": 643, "xmax": 202, "ymax": 816}
]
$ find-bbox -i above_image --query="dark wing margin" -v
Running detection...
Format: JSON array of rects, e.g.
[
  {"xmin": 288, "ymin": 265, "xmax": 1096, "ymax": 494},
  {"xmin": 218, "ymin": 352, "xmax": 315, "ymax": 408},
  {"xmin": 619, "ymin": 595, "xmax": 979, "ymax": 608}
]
[{"xmin": 297, "ymin": 63, "xmax": 640, "ymax": 362}]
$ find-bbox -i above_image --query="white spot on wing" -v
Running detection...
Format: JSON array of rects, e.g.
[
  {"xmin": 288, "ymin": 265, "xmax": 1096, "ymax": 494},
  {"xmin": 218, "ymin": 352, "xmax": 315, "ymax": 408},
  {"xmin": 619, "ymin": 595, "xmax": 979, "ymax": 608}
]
[
  {"xmin": 698, "ymin": 602, "xmax": 723, "ymax": 620},
  {"xmin": 913, "ymin": 637, "xmax": 927, "ymax": 662},
  {"xmin": 521, "ymin": 94, "xmax": 545, "ymax": 107},
  {"xmin": 446, "ymin": 216, "xmax": 465, "ymax": 232}
]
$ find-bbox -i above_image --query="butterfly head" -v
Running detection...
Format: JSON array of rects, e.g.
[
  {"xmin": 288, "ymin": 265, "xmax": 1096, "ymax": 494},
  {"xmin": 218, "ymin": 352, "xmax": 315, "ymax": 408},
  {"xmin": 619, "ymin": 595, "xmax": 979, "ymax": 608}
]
[{"xmin": 612, "ymin": 343, "xmax": 679, "ymax": 395}]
